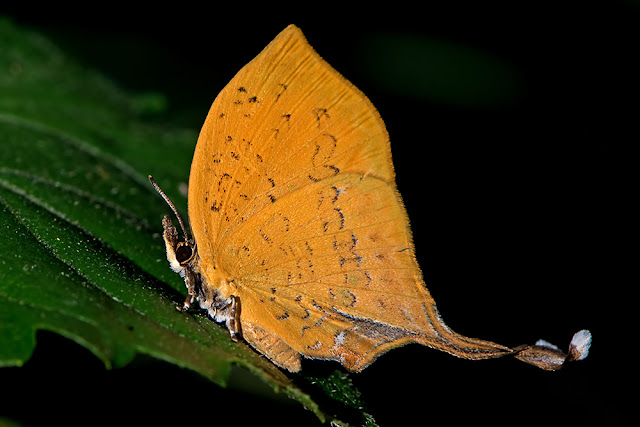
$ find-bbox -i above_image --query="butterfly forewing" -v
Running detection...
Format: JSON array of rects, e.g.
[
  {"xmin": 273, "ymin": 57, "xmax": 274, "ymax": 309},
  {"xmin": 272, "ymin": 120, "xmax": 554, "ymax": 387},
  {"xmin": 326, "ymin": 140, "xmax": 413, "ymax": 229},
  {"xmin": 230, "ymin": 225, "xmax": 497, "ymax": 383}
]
[{"xmin": 187, "ymin": 26, "xmax": 426, "ymax": 369}]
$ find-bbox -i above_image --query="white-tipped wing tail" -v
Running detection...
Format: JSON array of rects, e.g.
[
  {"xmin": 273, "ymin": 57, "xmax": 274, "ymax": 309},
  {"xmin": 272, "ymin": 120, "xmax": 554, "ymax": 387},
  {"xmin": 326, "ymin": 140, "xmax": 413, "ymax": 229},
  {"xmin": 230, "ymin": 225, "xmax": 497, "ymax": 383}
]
[
  {"xmin": 567, "ymin": 329, "xmax": 592, "ymax": 362},
  {"xmin": 514, "ymin": 329, "xmax": 592, "ymax": 371}
]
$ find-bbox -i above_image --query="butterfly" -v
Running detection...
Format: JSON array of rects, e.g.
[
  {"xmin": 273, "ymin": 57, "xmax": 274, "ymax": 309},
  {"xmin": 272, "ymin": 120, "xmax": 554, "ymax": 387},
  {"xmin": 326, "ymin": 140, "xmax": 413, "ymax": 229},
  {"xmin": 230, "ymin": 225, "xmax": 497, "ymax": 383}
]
[{"xmin": 150, "ymin": 25, "xmax": 590, "ymax": 372}]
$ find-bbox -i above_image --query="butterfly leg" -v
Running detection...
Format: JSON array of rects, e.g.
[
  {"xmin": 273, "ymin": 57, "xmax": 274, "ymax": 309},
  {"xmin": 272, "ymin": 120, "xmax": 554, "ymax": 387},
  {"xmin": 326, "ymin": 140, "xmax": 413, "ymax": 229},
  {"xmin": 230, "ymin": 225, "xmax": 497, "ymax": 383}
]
[
  {"xmin": 177, "ymin": 267, "xmax": 198, "ymax": 312},
  {"xmin": 208, "ymin": 294, "xmax": 240, "ymax": 342},
  {"xmin": 226, "ymin": 295, "xmax": 239, "ymax": 342},
  {"xmin": 177, "ymin": 293, "xmax": 196, "ymax": 312}
]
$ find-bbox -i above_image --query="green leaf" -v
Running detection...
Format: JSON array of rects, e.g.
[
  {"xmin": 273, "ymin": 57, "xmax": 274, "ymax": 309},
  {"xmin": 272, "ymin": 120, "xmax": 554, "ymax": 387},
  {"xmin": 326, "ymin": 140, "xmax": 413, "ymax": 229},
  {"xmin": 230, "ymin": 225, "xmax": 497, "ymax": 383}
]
[
  {"xmin": 0, "ymin": 17, "xmax": 375, "ymax": 425},
  {"xmin": 306, "ymin": 370, "xmax": 378, "ymax": 427}
]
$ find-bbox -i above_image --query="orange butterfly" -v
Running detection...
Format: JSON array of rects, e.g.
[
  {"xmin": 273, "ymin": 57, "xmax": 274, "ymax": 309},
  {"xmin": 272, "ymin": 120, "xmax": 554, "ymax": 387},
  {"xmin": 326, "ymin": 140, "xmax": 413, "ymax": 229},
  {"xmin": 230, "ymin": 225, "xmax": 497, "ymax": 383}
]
[{"xmin": 150, "ymin": 25, "xmax": 590, "ymax": 372}]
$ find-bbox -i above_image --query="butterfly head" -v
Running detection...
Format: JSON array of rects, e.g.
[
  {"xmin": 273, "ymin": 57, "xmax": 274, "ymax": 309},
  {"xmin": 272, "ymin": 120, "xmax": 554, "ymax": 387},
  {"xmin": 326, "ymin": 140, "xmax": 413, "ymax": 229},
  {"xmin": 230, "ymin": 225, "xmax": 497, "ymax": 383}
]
[
  {"xmin": 149, "ymin": 176, "xmax": 198, "ymax": 277},
  {"xmin": 161, "ymin": 215, "xmax": 197, "ymax": 277}
]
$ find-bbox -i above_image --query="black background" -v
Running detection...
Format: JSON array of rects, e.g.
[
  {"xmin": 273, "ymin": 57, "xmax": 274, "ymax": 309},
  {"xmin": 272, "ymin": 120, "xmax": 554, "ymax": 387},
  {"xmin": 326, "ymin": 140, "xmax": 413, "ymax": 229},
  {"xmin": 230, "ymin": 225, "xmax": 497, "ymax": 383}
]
[{"xmin": 2, "ymin": 3, "xmax": 633, "ymax": 426}]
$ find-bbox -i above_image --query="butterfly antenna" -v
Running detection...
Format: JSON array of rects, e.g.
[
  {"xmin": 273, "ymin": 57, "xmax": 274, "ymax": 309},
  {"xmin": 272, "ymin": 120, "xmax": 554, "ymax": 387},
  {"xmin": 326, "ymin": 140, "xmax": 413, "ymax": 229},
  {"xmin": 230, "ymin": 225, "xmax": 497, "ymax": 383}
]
[{"xmin": 149, "ymin": 175, "xmax": 191, "ymax": 241}]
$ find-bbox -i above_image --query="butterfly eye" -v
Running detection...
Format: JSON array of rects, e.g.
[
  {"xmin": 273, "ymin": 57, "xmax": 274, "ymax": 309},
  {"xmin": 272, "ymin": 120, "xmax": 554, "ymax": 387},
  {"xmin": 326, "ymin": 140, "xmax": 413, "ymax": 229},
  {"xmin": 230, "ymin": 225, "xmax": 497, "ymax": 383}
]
[{"xmin": 175, "ymin": 242, "xmax": 195, "ymax": 264}]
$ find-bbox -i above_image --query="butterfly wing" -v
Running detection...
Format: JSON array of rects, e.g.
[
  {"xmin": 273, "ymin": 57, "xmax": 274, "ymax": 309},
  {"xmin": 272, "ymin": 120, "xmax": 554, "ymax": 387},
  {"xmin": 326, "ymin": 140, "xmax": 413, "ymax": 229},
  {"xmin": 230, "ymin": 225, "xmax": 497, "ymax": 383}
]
[{"xmin": 189, "ymin": 25, "xmax": 524, "ymax": 371}]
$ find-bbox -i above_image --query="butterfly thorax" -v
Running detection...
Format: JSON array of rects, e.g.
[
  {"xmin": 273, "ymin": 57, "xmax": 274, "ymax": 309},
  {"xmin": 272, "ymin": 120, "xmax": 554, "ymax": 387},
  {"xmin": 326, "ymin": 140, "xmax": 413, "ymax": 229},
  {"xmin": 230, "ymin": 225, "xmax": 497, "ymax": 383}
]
[
  {"xmin": 161, "ymin": 215, "xmax": 238, "ymax": 333},
  {"xmin": 195, "ymin": 256, "xmax": 238, "ymax": 312}
]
